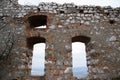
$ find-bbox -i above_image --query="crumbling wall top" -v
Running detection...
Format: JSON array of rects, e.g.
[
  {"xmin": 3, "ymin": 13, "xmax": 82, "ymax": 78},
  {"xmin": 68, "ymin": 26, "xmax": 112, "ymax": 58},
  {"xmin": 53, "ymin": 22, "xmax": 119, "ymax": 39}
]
[{"xmin": 0, "ymin": 1, "xmax": 120, "ymax": 18}]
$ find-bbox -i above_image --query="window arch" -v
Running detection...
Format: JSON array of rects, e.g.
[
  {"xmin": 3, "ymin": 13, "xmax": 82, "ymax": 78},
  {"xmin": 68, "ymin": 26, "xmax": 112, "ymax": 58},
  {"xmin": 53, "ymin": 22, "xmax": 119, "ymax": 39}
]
[
  {"xmin": 26, "ymin": 37, "xmax": 45, "ymax": 49},
  {"xmin": 72, "ymin": 35, "xmax": 90, "ymax": 45},
  {"xmin": 26, "ymin": 37, "xmax": 46, "ymax": 76},
  {"xmin": 72, "ymin": 36, "xmax": 90, "ymax": 79}
]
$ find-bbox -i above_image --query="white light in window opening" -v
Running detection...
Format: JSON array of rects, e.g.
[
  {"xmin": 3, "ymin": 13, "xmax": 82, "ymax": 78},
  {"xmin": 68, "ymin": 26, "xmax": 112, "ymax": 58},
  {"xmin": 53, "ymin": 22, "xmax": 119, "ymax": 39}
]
[
  {"xmin": 72, "ymin": 42, "xmax": 88, "ymax": 78},
  {"xmin": 35, "ymin": 25, "xmax": 46, "ymax": 29},
  {"xmin": 31, "ymin": 43, "xmax": 45, "ymax": 76}
]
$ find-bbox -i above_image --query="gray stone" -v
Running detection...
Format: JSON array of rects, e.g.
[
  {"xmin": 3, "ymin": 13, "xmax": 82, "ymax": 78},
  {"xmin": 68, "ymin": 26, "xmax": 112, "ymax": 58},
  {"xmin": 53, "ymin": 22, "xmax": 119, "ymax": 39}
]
[
  {"xmin": 45, "ymin": 61, "xmax": 53, "ymax": 64},
  {"xmin": 85, "ymin": 21, "xmax": 90, "ymax": 25},
  {"xmin": 49, "ymin": 25, "xmax": 55, "ymax": 29},
  {"xmin": 64, "ymin": 67, "xmax": 72, "ymax": 73},
  {"xmin": 65, "ymin": 45, "xmax": 71, "ymax": 50},
  {"xmin": 18, "ymin": 65, "xmax": 25, "ymax": 69},
  {"xmin": 103, "ymin": 66, "xmax": 109, "ymax": 70},
  {"xmin": 57, "ymin": 77, "xmax": 62, "ymax": 80},
  {"xmin": 109, "ymin": 36, "xmax": 116, "ymax": 41},
  {"xmin": 58, "ymin": 25, "xmax": 63, "ymax": 28},
  {"xmin": 89, "ymin": 49, "xmax": 96, "ymax": 54},
  {"xmin": 118, "ymin": 47, "xmax": 120, "ymax": 51}
]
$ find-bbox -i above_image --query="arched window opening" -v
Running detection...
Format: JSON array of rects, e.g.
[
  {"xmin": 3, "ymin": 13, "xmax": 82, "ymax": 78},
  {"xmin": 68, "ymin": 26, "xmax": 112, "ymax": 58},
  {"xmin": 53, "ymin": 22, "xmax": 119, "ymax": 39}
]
[
  {"xmin": 72, "ymin": 36, "xmax": 90, "ymax": 79},
  {"xmin": 31, "ymin": 43, "xmax": 45, "ymax": 76},
  {"xmin": 27, "ymin": 15, "xmax": 47, "ymax": 29},
  {"xmin": 72, "ymin": 36, "xmax": 90, "ymax": 45},
  {"xmin": 26, "ymin": 37, "xmax": 46, "ymax": 76},
  {"xmin": 26, "ymin": 37, "xmax": 45, "ymax": 49},
  {"xmin": 72, "ymin": 42, "xmax": 88, "ymax": 78}
]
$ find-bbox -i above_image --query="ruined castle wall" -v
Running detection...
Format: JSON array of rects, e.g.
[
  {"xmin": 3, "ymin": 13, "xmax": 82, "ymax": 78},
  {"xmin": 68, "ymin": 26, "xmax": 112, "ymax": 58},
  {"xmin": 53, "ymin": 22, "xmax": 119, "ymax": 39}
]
[{"xmin": 0, "ymin": 1, "xmax": 120, "ymax": 80}]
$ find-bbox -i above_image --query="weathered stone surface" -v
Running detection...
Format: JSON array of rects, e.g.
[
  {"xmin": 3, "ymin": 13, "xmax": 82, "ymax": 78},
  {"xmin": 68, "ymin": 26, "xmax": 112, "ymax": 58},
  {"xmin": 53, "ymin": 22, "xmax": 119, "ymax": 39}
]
[
  {"xmin": 0, "ymin": 1, "xmax": 120, "ymax": 80},
  {"xmin": 109, "ymin": 36, "xmax": 117, "ymax": 41}
]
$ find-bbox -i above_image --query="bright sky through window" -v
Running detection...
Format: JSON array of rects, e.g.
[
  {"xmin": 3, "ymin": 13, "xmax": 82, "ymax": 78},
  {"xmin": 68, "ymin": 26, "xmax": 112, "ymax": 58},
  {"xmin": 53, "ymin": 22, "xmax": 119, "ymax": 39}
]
[
  {"xmin": 72, "ymin": 42, "xmax": 88, "ymax": 78},
  {"xmin": 31, "ymin": 43, "xmax": 45, "ymax": 76},
  {"xmin": 35, "ymin": 25, "xmax": 46, "ymax": 29}
]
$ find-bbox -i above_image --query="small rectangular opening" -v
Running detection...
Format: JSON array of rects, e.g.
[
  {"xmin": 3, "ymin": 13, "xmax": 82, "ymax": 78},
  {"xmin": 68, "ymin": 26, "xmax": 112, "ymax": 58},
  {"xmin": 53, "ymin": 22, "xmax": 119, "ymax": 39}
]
[{"xmin": 27, "ymin": 15, "xmax": 47, "ymax": 29}]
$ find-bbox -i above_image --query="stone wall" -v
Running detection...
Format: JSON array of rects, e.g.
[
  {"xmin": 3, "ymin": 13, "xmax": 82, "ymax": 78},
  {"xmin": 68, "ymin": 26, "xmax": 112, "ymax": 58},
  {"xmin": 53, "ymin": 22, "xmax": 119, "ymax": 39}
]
[{"xmin": 0, "ymin": 1, "xmax": 120, "ymax": 80}]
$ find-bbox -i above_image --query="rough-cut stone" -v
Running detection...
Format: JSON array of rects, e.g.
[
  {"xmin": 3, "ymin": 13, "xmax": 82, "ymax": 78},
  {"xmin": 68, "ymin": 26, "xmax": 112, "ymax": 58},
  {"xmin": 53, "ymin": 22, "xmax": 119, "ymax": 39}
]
[
  {"xmin": 0, "ymin": 1, "xmax": 120, "ymax": 80},
  {"xmin": 64, "ymin": 67, "xmax": 72, "ymax": 73},
  {"xmin": 49, "ymin": 25, "xmax": 55, "ymax": 29},
  {"xmin": 109, "ymin": 36, "xmax": 117, "ymax": 41}
]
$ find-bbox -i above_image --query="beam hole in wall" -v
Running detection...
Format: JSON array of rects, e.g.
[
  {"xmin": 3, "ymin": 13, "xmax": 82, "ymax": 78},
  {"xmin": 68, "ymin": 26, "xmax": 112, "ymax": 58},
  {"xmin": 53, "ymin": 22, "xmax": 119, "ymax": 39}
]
[
  {"xmin": 27, "ymin": 15, "xmax": 47, "ymax": 29},
  {"xmin": 72, "ymin": 36, "xmax": 90, "ymax": 79},
  {"xmin": 79, "ymin": 9, "xmax": 84, "ymax": 13},
  {"xmin": 60, "ymin": 10, "xmax": 64, "ymax": 14},
  {"xmin": 31, "ymin": 43, "xmax": 45, "ymax": 76},
  {"xmin": 109, "ymin": 19, "xmax": 115, "ymax": 25}
]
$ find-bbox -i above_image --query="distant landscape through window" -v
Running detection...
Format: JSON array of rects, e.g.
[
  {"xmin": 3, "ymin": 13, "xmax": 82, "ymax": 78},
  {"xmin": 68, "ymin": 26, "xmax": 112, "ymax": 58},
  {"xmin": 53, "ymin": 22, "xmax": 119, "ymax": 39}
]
[
  {"xmin": 72, "ymin": 42, "xmax": 88, "ymax": 78},
  {"xmin": 31, "ymin": 43, "xmax": 45, "ymax": 76}
]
